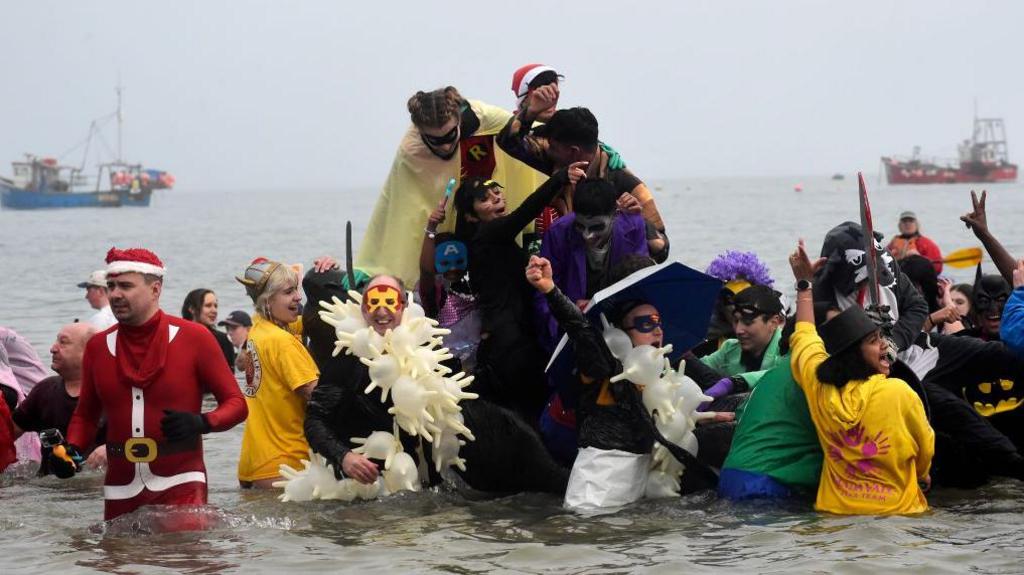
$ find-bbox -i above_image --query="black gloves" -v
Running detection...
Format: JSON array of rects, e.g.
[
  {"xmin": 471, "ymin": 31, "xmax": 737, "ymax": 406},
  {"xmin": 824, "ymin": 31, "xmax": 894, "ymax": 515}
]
[
  {"xmin": 160, "ymin": 410, "xmax": 211, "ymax": 442},
  {"xmin": 50, "ymin": 444, "xmax": 83, "ymax": 479}
]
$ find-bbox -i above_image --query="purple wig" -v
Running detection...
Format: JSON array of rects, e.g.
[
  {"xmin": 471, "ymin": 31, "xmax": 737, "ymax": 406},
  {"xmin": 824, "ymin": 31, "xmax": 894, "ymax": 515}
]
[{"xmin": 705, "ymin": 250, "xmax": 774, "ymax": 287}]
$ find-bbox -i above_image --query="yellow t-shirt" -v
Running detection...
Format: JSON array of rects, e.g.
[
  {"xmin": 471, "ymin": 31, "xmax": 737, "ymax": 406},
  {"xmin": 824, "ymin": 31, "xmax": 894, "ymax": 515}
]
[
  {"xmin": 237, "ymin": 316, "xmax": 319, "ymax": 482},
  {"xmin": 790, "ymin": 322, "xmax": 934, "ymax": 515}
]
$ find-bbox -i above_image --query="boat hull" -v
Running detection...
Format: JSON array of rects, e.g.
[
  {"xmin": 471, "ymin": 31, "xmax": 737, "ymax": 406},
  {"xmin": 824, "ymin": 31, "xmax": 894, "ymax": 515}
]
[
  {"xmin": 0, "ymin": 182, "xmax": 152, "ymax": 209},
  {"xmin": 882, "ymin": 158, "xmax": 1018, "ymax": 185}
]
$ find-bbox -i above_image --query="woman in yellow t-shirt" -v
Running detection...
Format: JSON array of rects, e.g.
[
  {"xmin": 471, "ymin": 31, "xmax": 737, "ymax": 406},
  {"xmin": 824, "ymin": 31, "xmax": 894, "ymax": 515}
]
[
  {"xmin": 234, "ymin": 258, "xmax": 320, "ymax": 488},
  {"xmin": 788, "ymin": 240, "xmax": 934, "ymax": 515}
]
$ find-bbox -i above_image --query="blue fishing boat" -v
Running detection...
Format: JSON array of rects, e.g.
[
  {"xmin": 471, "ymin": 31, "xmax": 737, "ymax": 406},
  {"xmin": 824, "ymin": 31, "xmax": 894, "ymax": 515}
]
[{"xmin": 0, "ymin": 86, "xmax": 174, "ymax": 210}]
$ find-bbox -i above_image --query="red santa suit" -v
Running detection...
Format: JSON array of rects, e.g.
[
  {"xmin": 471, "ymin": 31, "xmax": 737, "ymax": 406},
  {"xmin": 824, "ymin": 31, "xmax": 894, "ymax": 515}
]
[{"xmin": 66, "ymin": 248, "xmax": 247, "ymax": 521}]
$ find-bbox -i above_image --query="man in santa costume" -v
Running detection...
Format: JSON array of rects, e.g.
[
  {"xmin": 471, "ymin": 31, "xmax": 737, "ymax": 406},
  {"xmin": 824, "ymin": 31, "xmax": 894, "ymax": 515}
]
[{"xmin": 57, "ymin": 247, "xmax": 248, "ymax": 521}]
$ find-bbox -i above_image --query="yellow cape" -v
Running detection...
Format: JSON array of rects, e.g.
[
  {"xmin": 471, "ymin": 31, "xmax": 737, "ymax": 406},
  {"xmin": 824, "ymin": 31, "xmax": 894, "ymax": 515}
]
[{"xmin": 355, "ymin": 100, "xmax": 548, "ymax": 286}]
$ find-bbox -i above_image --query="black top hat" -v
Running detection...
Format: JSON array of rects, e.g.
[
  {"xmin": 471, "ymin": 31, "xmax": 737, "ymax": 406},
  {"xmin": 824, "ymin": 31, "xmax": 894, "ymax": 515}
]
[{"xmin": 817, "ymin": 306, "xmax": 879, "ymax": 356}]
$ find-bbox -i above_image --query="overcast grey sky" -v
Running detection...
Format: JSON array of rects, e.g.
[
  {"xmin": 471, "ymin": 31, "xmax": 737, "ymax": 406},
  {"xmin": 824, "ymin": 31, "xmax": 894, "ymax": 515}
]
[{"xmin": 2, "ymin": 1, "xmax": 1021, "ymax": 191}]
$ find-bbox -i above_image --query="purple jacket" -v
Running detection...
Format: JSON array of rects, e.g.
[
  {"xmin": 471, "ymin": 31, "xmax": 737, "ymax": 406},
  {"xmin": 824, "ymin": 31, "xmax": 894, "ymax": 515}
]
[{"xmin": 534, "ymin": 213, "xmax": 649, "ymax": 352}]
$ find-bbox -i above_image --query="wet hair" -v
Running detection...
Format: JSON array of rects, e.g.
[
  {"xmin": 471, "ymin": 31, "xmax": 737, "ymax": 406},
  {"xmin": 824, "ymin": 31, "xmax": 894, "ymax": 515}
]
[
  {"xmin": 573, "ymin": 179, "xmax": 618, "ymax": 217},
  {"xmin": 899, "ymin": 254, "xmax": 940, "ymax": 313},
  {"xmin": 181, "ymin": 288, "xmax": 214, "ymax": 321},
  {"xmin": 816, "ymin": 339, "xmax": 877, "ymax": 387},
  {"xmin": 407, "ymin": 87, "xmax": 464, "ymax": 129},
  {"xmin": 607, "ymin": 299, "xmax": 647, "ymax": 329},
  {"xmin": 543, "ymin": 107, "xmax": 599, "ymax": 150},
  {"xmin": 604, "ymin": 254, "xmax": 657, "ymax": 289}
]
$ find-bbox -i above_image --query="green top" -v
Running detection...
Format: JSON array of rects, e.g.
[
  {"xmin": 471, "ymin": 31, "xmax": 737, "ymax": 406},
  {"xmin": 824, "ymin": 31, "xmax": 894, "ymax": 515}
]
[
  {"xmin": 700, "ymin": 328, "xmax": 784, "ymax": 389},
  {"xmin": 722, "ymin": 362, "xmax": 822, "ymax": 489}
]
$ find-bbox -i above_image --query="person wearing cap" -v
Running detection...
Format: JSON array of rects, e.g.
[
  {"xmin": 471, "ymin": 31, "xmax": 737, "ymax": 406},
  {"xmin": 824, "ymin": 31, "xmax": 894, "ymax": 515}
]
[
  {"xmin": 219, "ymin": 310, "xmax": 252, "ymax": 348},
  {"xmin": 58, "ymin": 247, "xmax": 248, "ymax": 523},
  {"xmin": 355, "ymin": 86, "xmax": 547, "ymax": 287},
  {"xmin": 789, "ymin": 239, "xmax": 934, "ymax": 515},
  {"xmin": 235, "ymin": 258, "xmax": 320, "ymax": 488},
  {"xmin": 453, "ymin": 163, "xmax": 586, "ymax": 422},
  {"xmin": 887, "ymin": 211, "xmax": 943, "ymax": 274},
  {"xmin": 79, "ymin": 270, "xmax": 116, "ymax": 329},
  {"xmin": 219, "ymin": 310, "xmax": 253, "ymax": 373},
  {"xmin": 698, "ymin": 285, "xmax": 787, "ymax": 404}
]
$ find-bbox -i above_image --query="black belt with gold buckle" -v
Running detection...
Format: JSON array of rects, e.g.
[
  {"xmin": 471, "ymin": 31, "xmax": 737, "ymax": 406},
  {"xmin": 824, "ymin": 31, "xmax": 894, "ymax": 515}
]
[{"xmin": 106, "ymin": 437, "xmax": 200, "ymax": 463}]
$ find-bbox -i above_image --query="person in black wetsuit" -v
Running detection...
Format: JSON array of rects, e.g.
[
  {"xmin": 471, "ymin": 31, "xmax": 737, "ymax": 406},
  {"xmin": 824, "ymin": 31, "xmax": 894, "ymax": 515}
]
[
  {"xmin": 452, "ymin": 162, "xmax": 587, "ymax": 423},
  {"xmin": 304, "ymin": 274, "xmax": 569, "ymax": 494}
]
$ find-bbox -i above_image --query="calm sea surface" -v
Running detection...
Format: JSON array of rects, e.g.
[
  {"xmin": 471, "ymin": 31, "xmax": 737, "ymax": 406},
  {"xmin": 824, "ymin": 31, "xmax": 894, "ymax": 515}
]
[{"xmin": 2, "ymin": 175, "xmax": 1023, "ymax": 573}]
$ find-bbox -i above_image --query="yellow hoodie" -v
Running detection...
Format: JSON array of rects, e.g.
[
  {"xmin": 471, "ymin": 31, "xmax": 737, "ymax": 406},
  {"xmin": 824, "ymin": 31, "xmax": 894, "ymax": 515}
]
[{"xmin": 790, "ymin": 322, "xmax": 934, "ymax": 515}]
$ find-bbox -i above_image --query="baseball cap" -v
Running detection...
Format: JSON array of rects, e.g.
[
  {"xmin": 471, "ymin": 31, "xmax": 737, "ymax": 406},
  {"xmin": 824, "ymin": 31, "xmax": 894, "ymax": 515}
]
[
  {"xmin": 77, "ymin": 270, "xmax": 107, "ymax": 289},
  {"xmin": 732, "ymin": 284, "xmax": 784, "ymax": 319},
  {"xmin": 218, "ymin": 310, "xmax": 252, "ymax": 328},
  {"xmin": 899, "ymin": 211, "xmax": 917, "ymax": 221}
]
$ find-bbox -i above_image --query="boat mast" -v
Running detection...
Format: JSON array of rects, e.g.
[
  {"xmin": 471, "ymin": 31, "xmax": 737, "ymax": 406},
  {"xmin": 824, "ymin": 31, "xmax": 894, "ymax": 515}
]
[{"xmin": 116, "ymin": 82, "xmax": 123, "ymax": 164}]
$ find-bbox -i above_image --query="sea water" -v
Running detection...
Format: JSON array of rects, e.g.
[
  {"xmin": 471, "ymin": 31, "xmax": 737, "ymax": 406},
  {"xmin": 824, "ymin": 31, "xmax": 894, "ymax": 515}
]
[{"xmin": 1, "ymin": 175, "xmax": 1022, "ymax": 573}]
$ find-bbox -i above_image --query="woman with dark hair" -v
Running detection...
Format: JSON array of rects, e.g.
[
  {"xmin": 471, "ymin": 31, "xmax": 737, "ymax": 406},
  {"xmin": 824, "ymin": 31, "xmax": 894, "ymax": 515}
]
[
  {"xmin": 789, "ymin": 239, "xmax": 934, "ymax": 515},
  {"xmin": 182, "ymin": 288, "xmax": 235, "ymax": 369},
  {"xmin": 452, "ymin": 162, "xmax": 586, "ymax": 422}
]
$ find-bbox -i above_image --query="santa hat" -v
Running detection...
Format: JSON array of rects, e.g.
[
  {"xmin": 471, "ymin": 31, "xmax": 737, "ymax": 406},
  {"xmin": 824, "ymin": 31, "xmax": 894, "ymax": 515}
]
[
  {"xmin": 511, "ymin": 63, "xmax": 559, "ymax": 105},
  {"xmin": 105, "ymin": 247, "xmax": 166, "ymax": 277}
]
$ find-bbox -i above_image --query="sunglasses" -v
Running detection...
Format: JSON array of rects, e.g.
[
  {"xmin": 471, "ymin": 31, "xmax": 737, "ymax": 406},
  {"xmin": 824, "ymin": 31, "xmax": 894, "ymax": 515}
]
[
  {"xmin": 421, "ymin": 124, "xmax": 460, "ymax": 147},
  {"xmin": 471, "ymin": 180, "xmax": 504, "ymax": 199},
  {"xmin": 624, "ymin": 313, "xmax": 662, "ymax": 333}
]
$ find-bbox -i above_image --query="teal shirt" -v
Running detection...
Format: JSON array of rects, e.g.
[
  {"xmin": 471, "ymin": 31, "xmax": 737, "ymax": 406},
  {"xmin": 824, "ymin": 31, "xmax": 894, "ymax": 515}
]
[
  {"xmin": 700, "ymin": 328, "xmax": 784, "ymax": 389},
  {"xmin": 722, "ymin": 363, "xmax": 822, "ymax": 489}
]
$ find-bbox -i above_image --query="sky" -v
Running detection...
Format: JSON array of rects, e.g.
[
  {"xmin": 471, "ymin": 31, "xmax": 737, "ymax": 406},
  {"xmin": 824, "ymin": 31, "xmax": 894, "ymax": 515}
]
[{"xmin": 2, "ymin": 1, "xmax": 1022, "ymax": 191}]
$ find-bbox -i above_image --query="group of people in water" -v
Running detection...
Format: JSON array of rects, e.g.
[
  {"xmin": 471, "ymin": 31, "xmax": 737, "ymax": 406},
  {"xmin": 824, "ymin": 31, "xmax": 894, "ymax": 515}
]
[{"xmin": 3, "ymin": 64, "xmax": 1024, "ymax": 524}]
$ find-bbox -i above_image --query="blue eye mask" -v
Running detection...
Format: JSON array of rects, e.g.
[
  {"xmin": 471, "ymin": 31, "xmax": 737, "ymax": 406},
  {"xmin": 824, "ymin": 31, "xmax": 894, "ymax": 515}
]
[{"xmin": 435, "ymin": 240, "xmax": 468, "ymax": 274}]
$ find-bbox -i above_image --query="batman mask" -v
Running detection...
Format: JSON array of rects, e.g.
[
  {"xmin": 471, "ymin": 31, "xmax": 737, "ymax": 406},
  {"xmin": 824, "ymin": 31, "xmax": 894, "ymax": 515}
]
[
  {"xmin": 816, "ymin": 221, "xmax": 897, "ymax": 297},
  {"xmin": 972, "ymin": 267, "xmax": 1011, "ymax": 316}
]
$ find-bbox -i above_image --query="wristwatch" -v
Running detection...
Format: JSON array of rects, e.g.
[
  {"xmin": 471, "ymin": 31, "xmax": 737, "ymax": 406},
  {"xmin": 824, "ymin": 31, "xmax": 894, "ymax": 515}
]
[
  {"xmin": 424, "ymin": 227, "xmax": 437, "ymax": 240},
  {"xmin": 795, "ymin": 279, "xmax": 812, "ymax": 292}
]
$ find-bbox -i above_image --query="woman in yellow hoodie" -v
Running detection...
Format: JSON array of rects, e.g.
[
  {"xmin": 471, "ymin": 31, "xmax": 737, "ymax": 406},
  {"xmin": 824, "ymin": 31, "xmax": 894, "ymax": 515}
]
[{"xmin": 788, "ymin": 240, "xmax": 934, "ymax": 515}]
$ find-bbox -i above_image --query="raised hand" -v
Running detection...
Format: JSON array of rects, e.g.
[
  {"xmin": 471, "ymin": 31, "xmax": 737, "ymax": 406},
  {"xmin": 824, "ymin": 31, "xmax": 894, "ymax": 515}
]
[
  {"xmin": 526, "ymin": 83, "xmax": 559, "ymax": 118},
  {"xmin": 788, "ymin": 239, "xmax": 826, "ymax": 281},
  {"xmin": 526, "ymin": 255, "xmax": 554, "ymax": 293},
  {"xmin": 960, "ymin": 189, "xmax": 989, "ymax": 237},
  {"xmin": 427, "ymin": 193, "xmax": 448, "ymax": 232}
]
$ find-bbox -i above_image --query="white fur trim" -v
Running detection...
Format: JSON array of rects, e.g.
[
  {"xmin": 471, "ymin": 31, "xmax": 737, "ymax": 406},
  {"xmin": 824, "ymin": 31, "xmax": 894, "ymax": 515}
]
[
  {"xmin": 516, "ymin": 65, "xmax": 557, "ymax": 102},
  {"xmin": 106, "ymin": 260, "xmax": 166, "ymax": 277}
]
